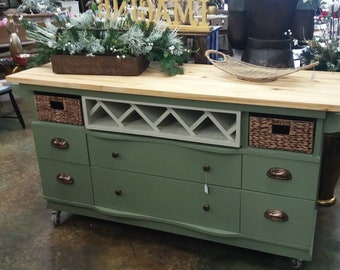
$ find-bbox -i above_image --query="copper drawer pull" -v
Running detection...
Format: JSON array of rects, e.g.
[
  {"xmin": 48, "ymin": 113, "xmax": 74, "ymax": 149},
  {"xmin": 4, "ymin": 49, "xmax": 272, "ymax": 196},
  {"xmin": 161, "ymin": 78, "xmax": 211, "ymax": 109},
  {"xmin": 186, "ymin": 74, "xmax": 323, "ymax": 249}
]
[
  {"xmin": 264, "ymin": 209, "xmax": 289, "ymax": 222},
  {"xmin": 56, "ymin": 173, "xmax": 74, "ymax": 185},
  {"xmin": 51, "ymin": 138, "xmax": 69, "ymax": 149},
  {"xmin": 266, "ymin": 167, "xmax": 292, "ymax": 180}
]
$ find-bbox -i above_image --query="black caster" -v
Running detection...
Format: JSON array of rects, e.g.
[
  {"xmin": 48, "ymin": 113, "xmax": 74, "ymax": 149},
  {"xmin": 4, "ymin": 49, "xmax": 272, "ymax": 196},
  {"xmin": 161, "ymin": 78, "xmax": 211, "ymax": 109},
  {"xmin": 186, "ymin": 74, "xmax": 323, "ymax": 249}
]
[
  {"xmin": 52, "ymin": 210, "xmax": 62, "ymax": 226},
  {"xmin": 51, "ymin": 210, "xmax": 71, "ymax": 226},
  {"xmin": 290, "ymin": 258, "xmax": 303, "ymax": 269}
]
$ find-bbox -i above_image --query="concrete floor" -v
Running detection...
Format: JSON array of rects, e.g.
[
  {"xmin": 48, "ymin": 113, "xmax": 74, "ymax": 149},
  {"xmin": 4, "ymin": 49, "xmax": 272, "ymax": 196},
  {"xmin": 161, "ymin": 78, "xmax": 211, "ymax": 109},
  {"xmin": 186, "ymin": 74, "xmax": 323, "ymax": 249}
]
[{"xmin": 0, "ymin": 98, "xmax": 339, "ymax": 270}]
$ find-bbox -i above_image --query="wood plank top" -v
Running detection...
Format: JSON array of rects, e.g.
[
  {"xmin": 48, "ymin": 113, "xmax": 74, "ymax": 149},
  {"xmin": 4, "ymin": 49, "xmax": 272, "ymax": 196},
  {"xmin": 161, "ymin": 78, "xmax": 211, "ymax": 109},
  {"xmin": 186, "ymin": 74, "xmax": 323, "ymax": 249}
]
[{"xmin": 6, "ymin": 62, "xmax": 340, "ymax": 112}]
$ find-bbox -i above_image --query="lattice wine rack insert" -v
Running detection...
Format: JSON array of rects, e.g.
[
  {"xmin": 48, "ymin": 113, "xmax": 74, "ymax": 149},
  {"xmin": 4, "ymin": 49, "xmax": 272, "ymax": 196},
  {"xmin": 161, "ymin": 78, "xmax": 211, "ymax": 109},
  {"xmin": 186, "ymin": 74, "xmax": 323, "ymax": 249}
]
[{"xmin": 82, "ymin": 97, "xmax": 241, "ymax": 147}]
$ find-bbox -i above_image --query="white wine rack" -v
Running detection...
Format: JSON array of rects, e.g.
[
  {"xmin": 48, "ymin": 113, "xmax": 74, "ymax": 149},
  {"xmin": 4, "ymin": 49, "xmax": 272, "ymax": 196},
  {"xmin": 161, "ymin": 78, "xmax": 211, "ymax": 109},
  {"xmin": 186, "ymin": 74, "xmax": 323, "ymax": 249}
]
[{"xmin": 82, "ymin": 97, "xmax": 241, "ymax": 147}]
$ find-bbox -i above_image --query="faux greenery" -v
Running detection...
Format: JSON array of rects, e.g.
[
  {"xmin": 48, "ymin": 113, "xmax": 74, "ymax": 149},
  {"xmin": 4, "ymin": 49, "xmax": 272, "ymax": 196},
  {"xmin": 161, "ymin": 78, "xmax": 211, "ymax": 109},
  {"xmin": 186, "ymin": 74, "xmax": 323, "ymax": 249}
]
[
  {"xmin": 22, "ymin": 9, "xmax": 191, "ymax": 76},
  {"xmin": 17, "ymin": 0, "xmax": 60, "ymax": 14},
  {"xmin": 300, "ymin": 0, "xmax": 340, "ymax": 71},
  {"xmin": 300, "ymin": 37, "xmax": 340, "ymax": 71}
]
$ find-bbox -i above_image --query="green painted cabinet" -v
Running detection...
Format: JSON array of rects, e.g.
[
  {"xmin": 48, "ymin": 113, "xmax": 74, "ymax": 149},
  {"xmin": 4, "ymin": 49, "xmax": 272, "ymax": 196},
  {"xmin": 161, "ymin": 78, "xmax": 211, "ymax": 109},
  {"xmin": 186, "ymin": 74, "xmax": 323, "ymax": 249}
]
[
  {"xmin": 27, "ymin": 90, "xmax": 328, "ymax": 267},
  {"xmin": 8, "ymin": 60, "xmax": 340, "ymax": 268}
]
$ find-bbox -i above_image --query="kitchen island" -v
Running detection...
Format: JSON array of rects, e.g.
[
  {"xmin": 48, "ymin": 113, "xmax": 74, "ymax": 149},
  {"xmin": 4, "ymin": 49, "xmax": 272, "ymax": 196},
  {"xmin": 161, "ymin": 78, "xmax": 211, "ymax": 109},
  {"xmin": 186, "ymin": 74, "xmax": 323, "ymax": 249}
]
[{"xmin": 7, "ymin": 63, "xmax": 340, "ymax": 268}]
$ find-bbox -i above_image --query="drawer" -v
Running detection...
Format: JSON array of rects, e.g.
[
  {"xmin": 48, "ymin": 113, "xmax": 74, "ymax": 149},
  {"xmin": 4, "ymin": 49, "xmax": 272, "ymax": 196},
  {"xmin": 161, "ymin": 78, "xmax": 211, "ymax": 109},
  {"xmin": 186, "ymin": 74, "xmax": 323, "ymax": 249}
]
[
  {"xmin": 248, "ymin": 114, "xmax": 315, "ymax": 154},
  {"xmin": 32, "ymin": 122, "xmax": 89, "ymax": 165},
  {"xmin": 242, "ymin": 155, "xmax": 319, "ymax": 200},
  {"xmin": 92, "ymin": 167, "xmax": 240, "ymax": 232},
  {"xmin": 88, "ymin": 133, "xmax": 241, "ymax": 188},
  {"xmin": 38, "ymin": 159, "xmax": 93, "ymax": 204},
  {"xmin": 241, "ymin": 191, "xmax": 316, "ymax": 247},
  {"xmin": 34, "ymin": 92, "xmax": 83, "ymax": 125}
]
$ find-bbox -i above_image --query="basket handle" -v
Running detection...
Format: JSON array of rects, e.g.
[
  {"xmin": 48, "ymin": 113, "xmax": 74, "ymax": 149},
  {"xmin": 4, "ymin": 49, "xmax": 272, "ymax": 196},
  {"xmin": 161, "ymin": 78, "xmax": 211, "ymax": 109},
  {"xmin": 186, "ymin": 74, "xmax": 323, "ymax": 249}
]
[
  {"xmin": 205, "ymin": 49, "xmax": 319, "ymax": 70},
  {"xmin": 205, "ymin": 49, "xmax": 228, "ymax": 63},
  {"xmin": 298, "ymin": 61, "xmax": 319, "ymax": 71},
  {"xmin": 50, "ymin": 100, "xmax": 65, "ymax": 110}
]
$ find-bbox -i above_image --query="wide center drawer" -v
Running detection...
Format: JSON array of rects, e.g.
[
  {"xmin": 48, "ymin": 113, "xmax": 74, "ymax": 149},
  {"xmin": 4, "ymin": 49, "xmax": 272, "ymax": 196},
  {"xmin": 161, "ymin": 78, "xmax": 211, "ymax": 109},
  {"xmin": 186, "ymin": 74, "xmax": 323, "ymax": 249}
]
[
  {"xmin": 92, "ymin": 167, "xmax": 240, "ymax": 233},
  {"xmin": 88, "ymin": 133, "xmax": 241, "ymax": 188},
  {"xmin": 242, "ymin": 155, "xmax": 320, "ymax": 199}
]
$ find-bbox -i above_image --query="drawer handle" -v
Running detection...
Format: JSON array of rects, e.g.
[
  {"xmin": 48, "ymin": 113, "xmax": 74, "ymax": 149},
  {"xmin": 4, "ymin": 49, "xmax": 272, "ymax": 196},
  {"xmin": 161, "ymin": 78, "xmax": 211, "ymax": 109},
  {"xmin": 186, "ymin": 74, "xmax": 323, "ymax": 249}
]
[
  {"xmin": 264, "ymin": 209, "xmax": 289, "ymax": 222},
  {"xmin": 56, "ymin": 173, "xmax": 74, "ymax": 185},
  {"xmin": 266, "ymin": 167, "xmax": 292, "ymax": 180},
  {"xmin": 115, "ymin": 189, "xmax": 122, "ymax": 196},
  {"xmin": 112, "ymin": 152, "xmax": 119, "ymax": 158},
  {"xmin": 51, "ymin": 138, "xmax": 69, "ymax": 149},
  {"xmin": 203, "ymin": 204, "xmax": 210, "ymax": 211}
]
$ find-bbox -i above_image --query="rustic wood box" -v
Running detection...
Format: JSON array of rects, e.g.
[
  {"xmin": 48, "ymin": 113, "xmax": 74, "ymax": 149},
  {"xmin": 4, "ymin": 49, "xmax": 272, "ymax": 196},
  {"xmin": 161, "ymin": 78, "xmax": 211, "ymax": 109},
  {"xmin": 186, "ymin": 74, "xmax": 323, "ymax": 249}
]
[{"xmin": 51, "ymin": 55, "xmax": 149, "ymax": 76}]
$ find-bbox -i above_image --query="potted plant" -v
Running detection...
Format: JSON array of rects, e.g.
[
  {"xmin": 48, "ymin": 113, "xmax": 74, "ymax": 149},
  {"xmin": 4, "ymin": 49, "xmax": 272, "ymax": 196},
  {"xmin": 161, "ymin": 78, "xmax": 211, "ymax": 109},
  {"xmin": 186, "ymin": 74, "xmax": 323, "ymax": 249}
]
[{"xmin": 21, "ymin": 8, "xmax": 191, "ymax": 76}]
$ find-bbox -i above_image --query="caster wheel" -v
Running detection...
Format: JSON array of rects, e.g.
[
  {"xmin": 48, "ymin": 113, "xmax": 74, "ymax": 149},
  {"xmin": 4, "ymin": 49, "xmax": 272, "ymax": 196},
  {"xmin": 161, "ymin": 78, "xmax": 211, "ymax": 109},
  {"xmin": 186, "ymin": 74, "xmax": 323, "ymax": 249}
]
[
  {"xmin": 290, "ymin": 258, "xmax": 303, "ymax": 269},
  {"xmin": 52, "ymin": 210, "xmax": 61, "ymax": 226}
]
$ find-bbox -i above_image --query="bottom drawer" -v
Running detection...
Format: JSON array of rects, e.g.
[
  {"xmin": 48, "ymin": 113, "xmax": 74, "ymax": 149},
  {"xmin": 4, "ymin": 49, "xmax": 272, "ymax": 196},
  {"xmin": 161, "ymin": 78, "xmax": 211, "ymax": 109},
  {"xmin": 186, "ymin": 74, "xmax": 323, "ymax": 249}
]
[
  {"xmin": 92, "ymin": 167, "xmax": 240, "ymax": 232},
  {"xmin": 241, "ymin": 191, "xmax": 316, "ymax": 246},
  {"xmin": 39, "ymin": 159, "xmax": 94, "ymax": 204}
]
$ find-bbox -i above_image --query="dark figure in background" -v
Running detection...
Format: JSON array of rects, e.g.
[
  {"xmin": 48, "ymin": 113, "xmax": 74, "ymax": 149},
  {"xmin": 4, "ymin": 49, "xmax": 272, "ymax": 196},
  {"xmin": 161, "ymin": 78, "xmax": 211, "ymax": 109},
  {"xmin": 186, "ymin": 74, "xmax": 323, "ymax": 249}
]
[{"xmin": 227, "ymin": 0, "xmax": 320, "ymax": 68}]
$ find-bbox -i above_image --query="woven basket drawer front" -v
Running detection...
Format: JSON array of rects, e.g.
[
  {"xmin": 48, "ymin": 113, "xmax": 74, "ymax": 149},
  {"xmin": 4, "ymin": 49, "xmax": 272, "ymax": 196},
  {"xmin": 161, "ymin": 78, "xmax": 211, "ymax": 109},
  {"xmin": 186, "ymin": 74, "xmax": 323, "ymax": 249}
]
[
  {"xmin": 242, "ymin": 155, "xmax": 319, "ymax": 200},
  {"xmin": 249, "ymin": 114, "xmax": 315, "ymax": 153},
  {"xmin": 35, "ymin": 93, "xmax": 83, "ymax": 125}
]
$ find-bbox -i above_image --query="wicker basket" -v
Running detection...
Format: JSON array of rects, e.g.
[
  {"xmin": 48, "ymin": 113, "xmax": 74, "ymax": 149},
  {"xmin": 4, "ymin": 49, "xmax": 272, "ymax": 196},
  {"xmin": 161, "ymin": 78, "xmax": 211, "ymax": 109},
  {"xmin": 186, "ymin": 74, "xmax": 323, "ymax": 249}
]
[
  {"xmin": 205, "ymin": 50, "xmax": 319, "ymax": 82},
  {"xmin": 34, "ymin": 93, "xmax": 83, "ymax": 125},
  {"xmin": 249, "ymin": 114, "xmax": 315, "ymax": 153}
]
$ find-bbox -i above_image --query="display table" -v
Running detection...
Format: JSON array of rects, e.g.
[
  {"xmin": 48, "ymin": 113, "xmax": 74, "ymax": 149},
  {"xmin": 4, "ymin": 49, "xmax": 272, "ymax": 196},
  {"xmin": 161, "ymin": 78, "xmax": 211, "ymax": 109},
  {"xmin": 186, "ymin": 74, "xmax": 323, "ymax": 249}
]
[{"xmin": 6, "ymin": 63, "xmax": 340, "ymax": 269}]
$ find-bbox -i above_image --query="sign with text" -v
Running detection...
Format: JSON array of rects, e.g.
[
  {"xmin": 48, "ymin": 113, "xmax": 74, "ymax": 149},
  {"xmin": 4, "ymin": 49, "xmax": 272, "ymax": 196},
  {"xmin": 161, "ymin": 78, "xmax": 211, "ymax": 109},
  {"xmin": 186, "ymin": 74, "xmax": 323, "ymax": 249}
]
[{"xmin": 98, "ymin": 0, "xmax": 212, "ymax": 32}]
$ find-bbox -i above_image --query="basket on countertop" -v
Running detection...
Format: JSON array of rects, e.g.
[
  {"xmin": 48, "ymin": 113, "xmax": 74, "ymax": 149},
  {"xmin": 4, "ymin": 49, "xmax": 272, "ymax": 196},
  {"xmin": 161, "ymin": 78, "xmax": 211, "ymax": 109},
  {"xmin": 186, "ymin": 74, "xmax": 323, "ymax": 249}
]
[
  {"xmin": 34, "ymin": 93, "xmax": 83, "ymax": 125},
  {"xmin": 249, "ymin": 114, "xmax": 315, "ymax": 153},
  {"xmin": 205, "ymin": 49, "xmax": 319, "ymax": 82}
]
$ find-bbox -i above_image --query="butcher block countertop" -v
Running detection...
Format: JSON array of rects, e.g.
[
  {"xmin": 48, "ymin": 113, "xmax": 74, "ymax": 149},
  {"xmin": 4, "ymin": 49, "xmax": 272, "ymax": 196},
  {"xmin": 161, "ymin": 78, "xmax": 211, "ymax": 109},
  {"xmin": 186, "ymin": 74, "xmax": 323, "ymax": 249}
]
[{"xmin": 6, "ymin": 62, "xmax": 340, "ymax": 112}]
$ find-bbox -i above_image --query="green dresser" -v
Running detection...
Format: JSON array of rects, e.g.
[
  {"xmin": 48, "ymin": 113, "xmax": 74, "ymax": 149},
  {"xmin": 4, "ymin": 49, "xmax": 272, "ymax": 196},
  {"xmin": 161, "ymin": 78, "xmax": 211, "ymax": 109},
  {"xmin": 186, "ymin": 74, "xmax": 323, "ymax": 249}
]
[
  {"xmin": 30, "ymin": 94, "xmax": 322, "ymax": 266},
  {"xmin": 7, "ymin": 63, "xmax": 340, "ymax": 269}
]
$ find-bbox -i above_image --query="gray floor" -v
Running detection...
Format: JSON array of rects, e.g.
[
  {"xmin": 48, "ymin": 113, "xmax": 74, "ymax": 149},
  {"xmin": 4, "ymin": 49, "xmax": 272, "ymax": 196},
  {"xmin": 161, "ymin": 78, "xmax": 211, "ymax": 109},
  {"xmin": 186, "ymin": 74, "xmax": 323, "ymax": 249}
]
[{"xmin": 1, "ymin": 98, "xmax": 339, "ymax": 270}]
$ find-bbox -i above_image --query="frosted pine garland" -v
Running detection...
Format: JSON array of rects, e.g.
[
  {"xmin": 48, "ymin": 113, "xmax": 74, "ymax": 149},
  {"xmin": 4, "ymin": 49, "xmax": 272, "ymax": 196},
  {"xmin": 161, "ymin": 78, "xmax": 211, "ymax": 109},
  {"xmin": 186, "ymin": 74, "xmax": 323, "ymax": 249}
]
[{"xmin": 21, "ymin": 9, "xmax": 191, "ymax": 76}]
